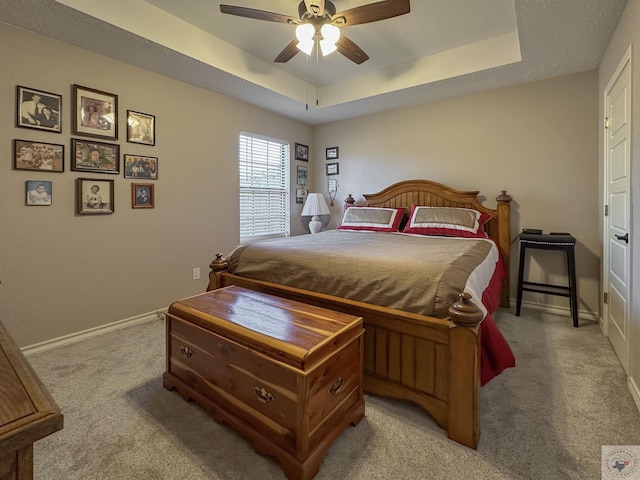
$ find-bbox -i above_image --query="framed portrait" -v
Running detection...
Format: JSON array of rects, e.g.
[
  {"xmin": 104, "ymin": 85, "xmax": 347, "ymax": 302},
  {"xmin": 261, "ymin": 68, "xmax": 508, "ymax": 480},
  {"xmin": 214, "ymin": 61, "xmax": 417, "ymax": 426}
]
[
  {"xmin": 71, "ymin": 138, "xmax": 120, "ymax": 174},
  {"xmin": 326, "ymin": 162, "xmax": 339, "ymax": 175},
  {"xmin": 13, "ymin": 139, "xmax": 64, "ymax": 172},
  {"xmin": 295, "ymin": 143, "xmax": 309, "ymax": 162},
  {"xmin": 296, "ymin": 165, "xmax": 308, "ymax": 185},
  {"xmin": 132, "ymin": 183, "xmax": 154, "ymax": 209},
  {"xmin": 72, "ymin": 84, "xmax": 118, "ymax": 140},
  {"xmin": 326, "ymin": 146, "xmax": 339, "ymax": 160},
  {"xmin": 16, "ymin": 86, "xmax": 62, "ymax": 133},
  {"xmin": 126, "ymin": 110, "xmax": 155, "ymax": 146},
  {"xmin": 123, "ymin": 154, "xmax": 158, "ymax": 180},
  {"xmin": 76, "ymin": 178, "xmax": 114, "ymax": 215},
  {"xmin": 296, "ymin": 188, "xmax": 307, "ymax": 205},
  {"xmin": 25, "ymin": 180, "xmax": 52, "ymax": 206}
]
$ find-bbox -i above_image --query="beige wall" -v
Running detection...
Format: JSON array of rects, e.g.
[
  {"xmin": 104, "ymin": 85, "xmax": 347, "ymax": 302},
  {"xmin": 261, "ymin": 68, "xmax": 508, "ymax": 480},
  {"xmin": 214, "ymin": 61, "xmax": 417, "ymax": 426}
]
[
  {"xmin": 0, "ymin": 20, "xmax": 606, "ymax": 351},
  {"xmin": 312, "ymin": 71, "xmax": 601, "ymax": 317},
  {"xmin": 0, "ymin": 22, "xmax": 312, "ymax": 347},
  {"xmin": 599, "ymin": 0, "xmax": 640, "ymax": 407}
]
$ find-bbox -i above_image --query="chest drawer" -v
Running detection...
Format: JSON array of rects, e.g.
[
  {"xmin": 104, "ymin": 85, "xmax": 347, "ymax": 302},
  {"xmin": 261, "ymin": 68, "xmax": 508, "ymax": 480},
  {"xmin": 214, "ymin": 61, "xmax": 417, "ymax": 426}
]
[{"xmin": 168, "ymin": 316, "xmax": 299, "ymax": 446}]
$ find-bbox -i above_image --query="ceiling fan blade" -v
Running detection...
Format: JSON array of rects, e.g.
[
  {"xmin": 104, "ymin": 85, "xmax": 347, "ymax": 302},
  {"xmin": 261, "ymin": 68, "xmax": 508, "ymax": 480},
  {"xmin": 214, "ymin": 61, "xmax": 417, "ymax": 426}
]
[
  {"xmin": 303, "ymin": 0, "xmax": 325, "ymax": 16},
  {"xmin": 336, "ymin": 35, "xmax": 369, "ymax": 64},
  {"xmin": 220, "ymin": 5, "xmax": 298, "ymax": 24},
  {"xmin": 274, "ymin": 39, "xmax": 300, "ymax": 63},
  {"xmin": 333, "ymin": 0, "xmax": 410, "ymax": 26}
]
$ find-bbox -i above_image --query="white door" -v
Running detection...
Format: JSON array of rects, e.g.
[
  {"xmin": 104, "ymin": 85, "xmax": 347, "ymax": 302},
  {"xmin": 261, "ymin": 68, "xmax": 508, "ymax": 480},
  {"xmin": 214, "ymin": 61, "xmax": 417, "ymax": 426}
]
[{"xmin": 604, "ymin": 46, "xmax": 632, "ymax": 373}]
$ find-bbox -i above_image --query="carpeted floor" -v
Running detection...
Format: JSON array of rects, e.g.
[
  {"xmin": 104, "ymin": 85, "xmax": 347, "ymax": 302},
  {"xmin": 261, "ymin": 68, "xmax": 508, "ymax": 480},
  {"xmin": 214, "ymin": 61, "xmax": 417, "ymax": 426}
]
[{"xmin": 27, "ymin": 308, "xmax": 640, "ymax": 479}]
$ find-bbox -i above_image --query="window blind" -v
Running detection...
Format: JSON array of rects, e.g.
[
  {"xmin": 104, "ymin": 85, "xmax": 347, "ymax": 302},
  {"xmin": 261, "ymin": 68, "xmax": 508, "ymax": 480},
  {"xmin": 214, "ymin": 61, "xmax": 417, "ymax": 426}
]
[{"xmin": 239, "ymin": 133, "xmax": 290, "ymax": 241}]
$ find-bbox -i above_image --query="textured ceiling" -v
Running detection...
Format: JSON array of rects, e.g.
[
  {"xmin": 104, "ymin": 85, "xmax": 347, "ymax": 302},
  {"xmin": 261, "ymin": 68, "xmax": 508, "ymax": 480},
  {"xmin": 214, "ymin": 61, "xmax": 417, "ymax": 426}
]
[{"xmin": 0, "ymin": 0, "xmax": 628, "ymax": 125}]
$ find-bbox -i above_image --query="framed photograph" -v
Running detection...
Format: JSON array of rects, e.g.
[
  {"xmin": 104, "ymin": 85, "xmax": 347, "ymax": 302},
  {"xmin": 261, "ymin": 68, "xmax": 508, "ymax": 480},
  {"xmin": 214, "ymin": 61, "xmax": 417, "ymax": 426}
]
[
  {"xmin": 25, "ymin": 180, "xmax": 52, "ymax": 206},
  {"xmin": 326, "ymin": 146, "xmax": 339, "ymax": 160},
  {"xmin": 72, "ymin": 84, "xmax": 118, "ymax": 140},
  {"xmin": 326, "ymin": 162, "xmax": 339, "ymax": 175},
  {"xmin": 16, "ymin": 86, "xmax": 62, "ymax": 133},
  {"xmin": 132, "ymin": 183, "xmax": 154, "ymax": 209},
  {"xmin": 76, "ymin": 178, "xmax": 114, "ymax": 215},
  {"xmin": 328, "ymin": 177, "xmax": 338, "ymax": 194},
  {"xmin": 123, "ymin": 154, "xmax": 158, "ymax": 180},
  {"xmin": 71, "ymin": 138, "xmax": 119, "ymax": 174},
  {"xmin": 13, "ymin": 139, "xmax": 64, "ymax": 172},
  {"xmin": 296, "ymin": 165, "xmax": 308, "ymax": 185},
  {"xmin": 295, "ymin": 143, "xmax": 309, "ymax": 162},
  {"xmin": 296, "ymin": 188, "xmax": 307, "ymax": 204},
  {"xmin": 126, "ymin": 110, "xmax": 155, "ymax": 146}
]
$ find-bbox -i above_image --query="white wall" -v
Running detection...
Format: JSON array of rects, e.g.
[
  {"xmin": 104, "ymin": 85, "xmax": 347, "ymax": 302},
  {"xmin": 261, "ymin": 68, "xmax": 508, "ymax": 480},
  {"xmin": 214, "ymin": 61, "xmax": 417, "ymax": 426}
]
[
  {"xmin": 0, "ymin": 22, "xmax": 312, "ymax": 347},
  {"xmin": 312, "ymin": 71, "xmax": 601, "ymax": 317},
  {"xmin": 599, "ymin": 0, "xmax": 640, "ymax": 408}
]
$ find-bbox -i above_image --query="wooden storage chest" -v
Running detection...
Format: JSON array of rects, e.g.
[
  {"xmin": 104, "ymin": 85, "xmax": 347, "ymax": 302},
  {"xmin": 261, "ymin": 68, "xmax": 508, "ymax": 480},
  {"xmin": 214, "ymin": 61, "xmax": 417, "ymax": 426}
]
[{"xmin": 163, "ymin": 286, "xmax": 365, "ymax": 480}]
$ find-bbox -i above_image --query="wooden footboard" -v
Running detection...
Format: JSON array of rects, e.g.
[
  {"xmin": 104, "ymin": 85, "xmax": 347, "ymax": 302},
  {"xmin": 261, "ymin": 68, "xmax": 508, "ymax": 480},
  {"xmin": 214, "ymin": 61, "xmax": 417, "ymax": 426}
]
[{"xmin": 209, "ymin": 256, "xmax": 482, "ymax": 448}]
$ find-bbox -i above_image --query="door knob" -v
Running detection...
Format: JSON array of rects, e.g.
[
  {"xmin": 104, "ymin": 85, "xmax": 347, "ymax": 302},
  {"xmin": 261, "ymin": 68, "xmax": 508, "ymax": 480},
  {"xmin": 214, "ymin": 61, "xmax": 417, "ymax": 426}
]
[{"xmin": 615, "ymin": 233, "xmax": 629, "ymax": 243}]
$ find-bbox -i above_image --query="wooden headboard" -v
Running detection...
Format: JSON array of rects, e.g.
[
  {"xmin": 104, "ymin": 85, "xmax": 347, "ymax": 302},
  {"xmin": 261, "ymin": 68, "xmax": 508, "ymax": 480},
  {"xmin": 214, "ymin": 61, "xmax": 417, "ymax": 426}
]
[{"xmin": 358, "ymin": 179, "xmax": 512, "ymax": 307}]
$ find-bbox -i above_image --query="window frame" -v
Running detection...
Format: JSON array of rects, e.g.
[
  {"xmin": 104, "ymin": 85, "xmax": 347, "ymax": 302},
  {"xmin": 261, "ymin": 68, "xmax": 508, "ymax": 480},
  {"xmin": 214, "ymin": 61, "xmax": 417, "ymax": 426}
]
[{"xmin": 238, "ymin": 132, "xmax": 290, "ymax": 243}]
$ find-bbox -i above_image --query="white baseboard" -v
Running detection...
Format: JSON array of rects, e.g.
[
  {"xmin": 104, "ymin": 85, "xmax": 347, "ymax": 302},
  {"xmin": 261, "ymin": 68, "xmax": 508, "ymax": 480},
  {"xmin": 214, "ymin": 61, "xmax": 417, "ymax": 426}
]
[
  {"xmin": 508, "ymin": 298, "xmax": 601, "ymax": 323},
  {"xmin": 22, "ymin": 308, "xmax": 167, "ymax": 357}
]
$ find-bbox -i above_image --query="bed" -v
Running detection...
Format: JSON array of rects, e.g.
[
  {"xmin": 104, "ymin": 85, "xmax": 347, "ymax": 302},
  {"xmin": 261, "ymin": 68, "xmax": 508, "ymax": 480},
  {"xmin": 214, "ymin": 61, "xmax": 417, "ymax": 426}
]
[{"xmin": 208, "ymin": 179, "xmax": 514, "ymax": 448}]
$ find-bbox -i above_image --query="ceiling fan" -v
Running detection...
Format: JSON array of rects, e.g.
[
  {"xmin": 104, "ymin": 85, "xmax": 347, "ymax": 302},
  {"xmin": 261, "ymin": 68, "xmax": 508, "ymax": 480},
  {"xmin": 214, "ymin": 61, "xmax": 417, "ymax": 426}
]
[{"xmin": 219, "ymin": 0, "xmax": 411, "ymax": 64}]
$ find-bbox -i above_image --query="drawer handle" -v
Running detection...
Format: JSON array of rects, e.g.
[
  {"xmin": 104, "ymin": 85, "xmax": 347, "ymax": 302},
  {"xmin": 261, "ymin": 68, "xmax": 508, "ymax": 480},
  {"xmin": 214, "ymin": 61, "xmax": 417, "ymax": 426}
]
[
  {"xmin": 329, "ymin": 377, "xmax": 344, "ymax": 395},
  {"xmin": 253, "ymin": 386, "xmax": 274, "ymax": 404},
  {"xmin": 180, "ymin": 346, "xmax": 193, "ymax": 358}
]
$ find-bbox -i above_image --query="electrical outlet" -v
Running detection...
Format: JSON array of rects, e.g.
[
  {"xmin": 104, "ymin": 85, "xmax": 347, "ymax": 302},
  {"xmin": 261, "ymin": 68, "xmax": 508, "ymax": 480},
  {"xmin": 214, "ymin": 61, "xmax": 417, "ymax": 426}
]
[{"xmin": 192, "ymin": 268, "xmax": 200, "ymax": 280}]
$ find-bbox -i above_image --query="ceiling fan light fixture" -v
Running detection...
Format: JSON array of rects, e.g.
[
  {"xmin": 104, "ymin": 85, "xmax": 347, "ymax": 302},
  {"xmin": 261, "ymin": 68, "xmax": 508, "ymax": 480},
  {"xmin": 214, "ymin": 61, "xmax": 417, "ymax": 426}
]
[
  {"xmin": 297, "ymin": 38, "xmax": 314, "ymax": 55},
  {"xmin": 320, "ymin": 38, "xmax": 337, "ymax": 56},
  {"xmin": 320, "ymin": 23, "xmax": 340, "ymax": 43},
  {"xmin": 295, "ymin": 23, "xmax": 315, "ymax": 42}
]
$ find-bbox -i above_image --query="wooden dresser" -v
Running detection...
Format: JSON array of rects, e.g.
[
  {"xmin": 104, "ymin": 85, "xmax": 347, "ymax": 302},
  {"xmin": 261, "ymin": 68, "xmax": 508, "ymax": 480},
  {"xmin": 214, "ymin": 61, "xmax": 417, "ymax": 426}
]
[
  {"xmin": 163, "ymin": 286, "xmax": 364, "ymax": 480},
  {"xmin": 0, "ymin": 321, "xmax": 63, "ymax": 480}
]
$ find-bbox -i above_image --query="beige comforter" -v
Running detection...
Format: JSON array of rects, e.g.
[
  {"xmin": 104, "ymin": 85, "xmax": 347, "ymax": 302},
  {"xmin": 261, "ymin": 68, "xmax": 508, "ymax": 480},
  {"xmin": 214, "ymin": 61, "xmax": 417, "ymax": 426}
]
[{"xmin": 228, "ymin": 230, "xmax": 494, "ymax": 318}]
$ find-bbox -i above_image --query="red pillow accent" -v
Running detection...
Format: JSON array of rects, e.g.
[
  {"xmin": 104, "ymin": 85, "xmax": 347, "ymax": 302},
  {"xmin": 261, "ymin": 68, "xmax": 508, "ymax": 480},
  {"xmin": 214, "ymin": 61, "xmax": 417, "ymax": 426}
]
[{"xmin": 402, "ymin": 205, "xmax": 491, "ymax": 238}]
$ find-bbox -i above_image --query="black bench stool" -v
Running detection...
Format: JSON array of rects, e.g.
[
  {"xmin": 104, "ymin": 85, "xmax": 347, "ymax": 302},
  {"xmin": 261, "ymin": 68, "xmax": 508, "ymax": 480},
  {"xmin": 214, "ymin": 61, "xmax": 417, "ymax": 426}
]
[{"xmin": 516, "ymin": 233, "xmax": 578, "ymax": 327}]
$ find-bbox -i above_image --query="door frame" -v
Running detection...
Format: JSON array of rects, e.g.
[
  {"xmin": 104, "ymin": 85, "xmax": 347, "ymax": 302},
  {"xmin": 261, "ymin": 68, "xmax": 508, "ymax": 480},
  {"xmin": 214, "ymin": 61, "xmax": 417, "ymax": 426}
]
[{"xmin": 602, "ymin": 44, "xmax": 632, "ymax": 372}]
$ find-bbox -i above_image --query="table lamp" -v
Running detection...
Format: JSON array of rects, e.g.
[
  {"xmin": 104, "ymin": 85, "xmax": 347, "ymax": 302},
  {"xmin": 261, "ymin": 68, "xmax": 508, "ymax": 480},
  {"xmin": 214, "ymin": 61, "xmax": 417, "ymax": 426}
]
[{"xmin": 302, "ymin": 193, "xmax": 330, "ymax": 233}]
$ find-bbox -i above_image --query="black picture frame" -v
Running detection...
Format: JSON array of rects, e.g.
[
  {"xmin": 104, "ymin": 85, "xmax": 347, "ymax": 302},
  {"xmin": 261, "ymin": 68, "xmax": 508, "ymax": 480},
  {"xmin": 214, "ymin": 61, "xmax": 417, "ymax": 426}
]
[
  {"xmin": 326, "ymin": 162, "xmax": 339, "ymax": 175},
  {"xmin": 126, "ymin": 110, "xmax": 155, "ymax": 145},
  {"xmin": 326, "ymin": 146, "xmax": 339, "ymax": 160},
  {"xmin": 71, "ymin": 138, "xmax": 120, "ymax": 174},
  {"xmin": 72, "ymin": 84, "xmax": 118, "ymax": 140},
  {"xmin": 295, "ymin": 143, "xmax": 309, "ymax": 162},
  {"xmin": 296, "ymin": 165, "xmax": 308, "ymax": 185},
  {"xmin": 16, "ymin": 86, "xmax": 62, "ymax": 133}
]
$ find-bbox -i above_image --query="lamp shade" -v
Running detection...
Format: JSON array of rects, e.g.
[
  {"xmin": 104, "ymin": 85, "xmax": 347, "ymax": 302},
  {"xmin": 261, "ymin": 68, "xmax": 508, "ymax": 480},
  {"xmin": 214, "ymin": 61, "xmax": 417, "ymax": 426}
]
[
  {"xmin": 302, "ymin": 193, "xmax": 331, "ymax": 234},
  {"xmin": 302, "ymin": 193, "xmax": 330, "ymax": 217}
]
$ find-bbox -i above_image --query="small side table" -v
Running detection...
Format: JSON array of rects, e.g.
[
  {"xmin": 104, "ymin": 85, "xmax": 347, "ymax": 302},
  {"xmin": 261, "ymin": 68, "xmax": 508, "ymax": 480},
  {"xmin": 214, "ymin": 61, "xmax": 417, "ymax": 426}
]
[{"xmin": 516, "ymin": 233, "xmax": 578, "ymax": 327}]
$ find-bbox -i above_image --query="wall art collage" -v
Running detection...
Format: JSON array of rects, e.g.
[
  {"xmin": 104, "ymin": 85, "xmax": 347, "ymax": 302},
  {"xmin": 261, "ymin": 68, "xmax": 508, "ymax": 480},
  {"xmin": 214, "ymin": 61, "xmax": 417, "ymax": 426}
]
[{"xmin": 14, "ymin": 84, "xmax": 157, "ymax": 214}]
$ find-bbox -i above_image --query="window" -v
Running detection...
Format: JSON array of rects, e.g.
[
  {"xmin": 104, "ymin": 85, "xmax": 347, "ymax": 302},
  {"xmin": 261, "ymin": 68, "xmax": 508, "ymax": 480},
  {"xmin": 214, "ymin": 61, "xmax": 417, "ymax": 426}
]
[{"xmin": 239, "ymin": 132, "xmax": 290, "ymax": 242}]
